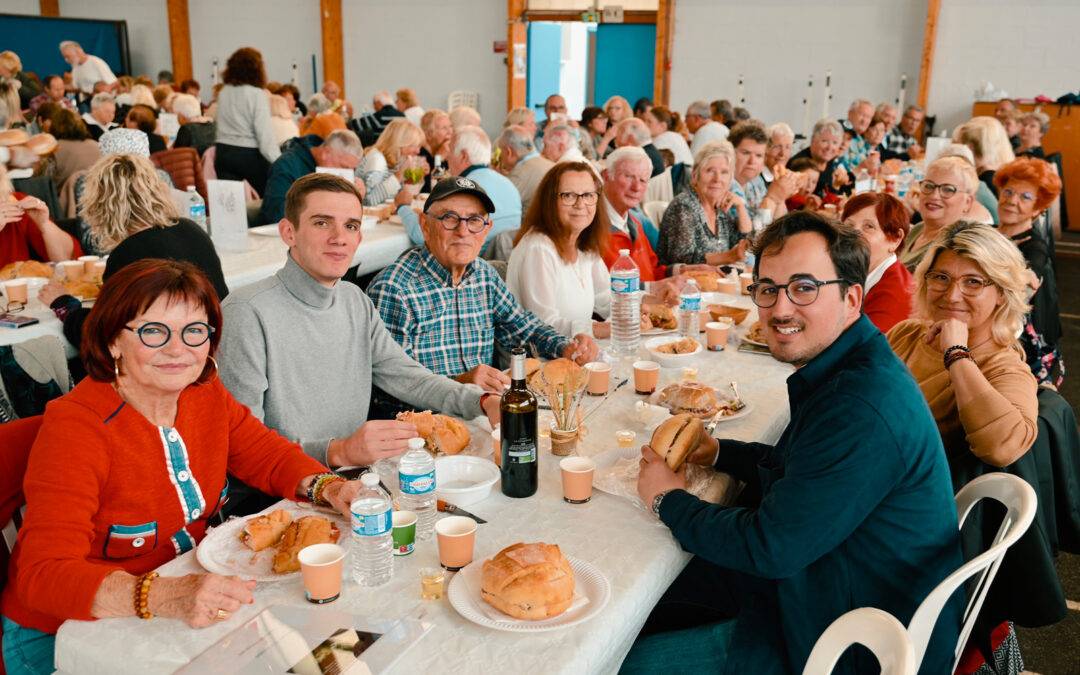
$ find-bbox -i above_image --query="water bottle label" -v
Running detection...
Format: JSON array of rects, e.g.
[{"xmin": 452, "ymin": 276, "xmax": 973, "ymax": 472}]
[
  {"xmin": 399, "ymin": 470, "xmax": 435, "ymax": 495},
  {"xmin": 351, "ymin": 508, "xmax": 391, "ymax": 536},
  {"xmin": 611, "ymin": 275, "xmax": 640, "ymax": 294},
  {"xmin": 680, "ymin": 297, "xmax": 701, "ymax": 312},
  {"xmin": 507, "ymin": 439, "xmax": 536, "ymax": 464},
  {"xmin": 189, "ymin": 204, "xmax": 206, "ymax": 219}
]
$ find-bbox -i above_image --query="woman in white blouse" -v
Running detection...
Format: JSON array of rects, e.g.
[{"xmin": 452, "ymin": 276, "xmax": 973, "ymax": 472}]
[
  {"xmin": 358, "ymin": 118, "xmax": 424, "ymax": 206},
  {"xmin": 507, "ymin": 162, "xmax": 612, "ymax": 338},
  {"xmin": 644, "ymin": 105, "xmax": 694, "ymax": 166}
]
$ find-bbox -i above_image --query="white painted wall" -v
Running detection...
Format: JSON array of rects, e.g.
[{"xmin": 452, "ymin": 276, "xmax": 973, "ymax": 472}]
[
  {"xmin": 3, "ymin": 0, "xmax": 40, "ymax": 16},
  {"xmin": 188, "ymin": 0, "xmax": 322, "ymax": 104},
  {"xmin": 57, "ymin": 0, "xmax": 171, "ymax": 80},
  {"xmin": 929, "ymin": 0, "xmax": 1080, "ymax": 134},
  {"xmin": 669, "ymin": 0, "xmax": 927, "ymax": 140},
  {"xmin": 340, "ymin": 0, "xmax": 508, "ymax": 139}
]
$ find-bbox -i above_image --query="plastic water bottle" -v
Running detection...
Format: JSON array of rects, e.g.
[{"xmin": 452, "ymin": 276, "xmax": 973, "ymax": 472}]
[
  {"xmin": 610, "ymin": 249, "xmax": 641, "ymax": 354},
  {"xmin": 398, "ymin": 437, "xmax": 436, "ymax": 540},
  {"xmin": 679, "ymin": 278, "xmax": 701, "ymax": 339},
  {"xmin": 350, "ymin": 473, "xmax": 393, "ymax": 586},
  {"xmin": 186, "ymin": 186, "xmax": 208, "ymax": 234}
]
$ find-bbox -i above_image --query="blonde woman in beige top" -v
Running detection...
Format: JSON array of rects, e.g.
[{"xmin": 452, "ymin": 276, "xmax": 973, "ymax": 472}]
[
  {"xmin": 900, "ymin": 156, "xmax": 977, "ymax": 272},
  {"xmin": 887, "ymin": 220, "xmax": 1037, "ymax": 468}
]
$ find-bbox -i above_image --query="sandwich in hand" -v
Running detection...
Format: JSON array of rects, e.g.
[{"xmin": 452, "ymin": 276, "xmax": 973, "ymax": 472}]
[
  {"xmin": 272, "ymin": 515, "xmax": 340, "ymax": 574},
  {"xmin": 649, "ymin": 413, "xmax": 706, "ymax": 470},
  {"xmin": 481, "ymin": 542, "xmax": 575, "ymax": 620},
  {"xmin": 656, "ymin": 382, "xmax": 720, "ymax": 419},
  {"xmin": 642, "ymin": 304, "xmax": 677, "ymax": 330},
  {"xmin": 239, "ymin": 509, "xmax": 293, "ymax": 552},
  {"xmin": 397, "ymin": 410, "xmax": 471, "ymax": 455}
]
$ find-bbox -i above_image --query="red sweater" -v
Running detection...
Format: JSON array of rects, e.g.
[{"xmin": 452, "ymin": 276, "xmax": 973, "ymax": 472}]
[
  {"xmin": 1, "ymin": 376, "xmax": 327, "ymax": 634},
  {"xmin": 0, "ymin": 191, "xmax": 82, "ymax": 267},
  {"xmin": 864, "ymin": 258, "xmax": 914, "ymax": 333},
  {"xmin": 602, "ymin": 212, "xmax": 666, "ymax": 282}
]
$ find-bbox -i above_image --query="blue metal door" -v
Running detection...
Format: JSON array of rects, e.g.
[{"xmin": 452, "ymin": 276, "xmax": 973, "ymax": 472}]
[
  {"xmin": 593, "ymin": 23, "xmax": 656, "ymax": 108},
  {"xmin": 527, "ymin": 22, "xmax": 562, "ymax": 123}
]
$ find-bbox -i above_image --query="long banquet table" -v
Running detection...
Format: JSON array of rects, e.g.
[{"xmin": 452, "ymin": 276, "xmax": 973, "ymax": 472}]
[
  {"xmin": 0, "ymin": 221, "xmax": 413, "ymax": 358},
  {"xmin": 52, "ymin": 298, "xmax": 794, "ymax": 675}
]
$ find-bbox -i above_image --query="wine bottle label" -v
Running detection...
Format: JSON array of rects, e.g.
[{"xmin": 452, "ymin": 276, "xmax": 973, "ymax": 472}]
[
  {"xmin": 507, "ymin": 438, "xmax": 537, "ymax": 463},
  {"xmin": 399, "ymin": 470, "xmax": 435, "ymax": 495},
  {"xmin": 351, "ymin": 508, "xmax": 391, "ymax": 536}
]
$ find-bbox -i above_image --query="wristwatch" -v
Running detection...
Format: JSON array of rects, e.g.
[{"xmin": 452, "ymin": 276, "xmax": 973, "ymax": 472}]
[{"xmin": 651, "ymin": 489, "xmax": 674, "ymax": 517}]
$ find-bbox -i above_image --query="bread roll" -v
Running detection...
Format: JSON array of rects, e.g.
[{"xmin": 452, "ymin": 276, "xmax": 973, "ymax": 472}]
[
  {"xmin": 64, "ymin": 280, "xmax": 100, "ymax": 299},
  {"xmin": 657, "ymin": 382, "xmax": 720, "ymax": 418},
  {"xmin": 397, "ymin": 410, "xmax": 470, "ymax": 455},
  {"xmin": 528, "ymin": 358, "xmax": 585, "ymax": 393},
  {"xmin": 240, "ymin": 509, "xmax": 292, "ymax": 552},
  {"xmin": 0, "ymin": 260, "xmax": 53, "ymax": 280},
  {"xmin": 684, "ymin": 269, "xmax": 722, "ymax": 292},
  {"xmin": 272, "ymin": 515, "xmax": 337, "ymax": 573},
  {"xmin": 481, "ymin": 542, "xmax": 575, "ymax": 620},
  {"xmin": 649, "ymin": 413, "xmax": 705, "ymax": 470},
  {"xmin": 642, "ymin": 303, "xmax": 677, "ymax": 330}
]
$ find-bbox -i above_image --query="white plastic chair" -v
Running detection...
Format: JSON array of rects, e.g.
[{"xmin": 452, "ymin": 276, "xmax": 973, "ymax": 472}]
[
  {"xmin": 803, "ymin": 607, "xmax": 916, "ymax": 675},
  {"xmin": 642, "ymin": 200, "xmax": 669, "ymax": 229},
  {"xmin": 447, "ymin": 90, "xmax": 479, "ymax": 112},
  {"xmin": 908, "ymin": 473, "xmax": 1037, "ymax": 672}
]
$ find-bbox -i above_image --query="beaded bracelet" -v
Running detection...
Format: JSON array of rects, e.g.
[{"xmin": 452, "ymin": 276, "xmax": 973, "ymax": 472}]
[
  {"xmin": 945, "ymin": 351, "xmax": 976, "ymax": 370},
  {"xmin": 308, "ymin": 473, "xmax": 347, "ymax": 507},
  {"xmin": 134, "ymin": 570, "xmax": 159, "ymax": 619},
  {"xmin": 943, "ymin": 345, "xmax": 971, "ymax": 363}
]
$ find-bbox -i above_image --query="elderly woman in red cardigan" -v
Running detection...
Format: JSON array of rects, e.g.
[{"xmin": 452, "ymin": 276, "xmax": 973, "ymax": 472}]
[
  {"xmin": 1, "ymin": 260, "xmax": 366, "ymax": 675},
  {"xmin": 842, "ymin": 192, "xmax": 914, "ymax": 332}
]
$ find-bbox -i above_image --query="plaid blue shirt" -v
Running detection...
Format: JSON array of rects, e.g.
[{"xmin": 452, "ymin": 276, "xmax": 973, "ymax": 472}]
[
  {"xmin": 839, "ymin": 135, "xmax": 871, "ymax": 172},
  {"xmin": 368, "ymin": 246, "xmax": 570, "ymax": 376}
]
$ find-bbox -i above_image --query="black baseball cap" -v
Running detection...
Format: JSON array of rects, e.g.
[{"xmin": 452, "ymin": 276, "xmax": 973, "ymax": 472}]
[{"xmin": 423, "ymin": 176, "xmax": 497, "ymax": 214}]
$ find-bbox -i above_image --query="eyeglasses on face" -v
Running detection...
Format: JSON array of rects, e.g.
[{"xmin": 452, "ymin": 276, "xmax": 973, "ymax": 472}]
[
  {"xmin": 923, "ymin": 271, "xmax": 995, "ymax": 296},
  {"xmin": 125, "ymin": 321, "xmax": 214, "ymax": 348},
  {"xmin": 748, "ymin": 278, "xmax": 845, "ymax": 308},
  {"xmin": 429, "ymin": 211, "xmax": 490, "ymax": 233},
  {"xmin": 919, "ymin": 180, "xmax": 963, "ymax": 199},
  {"xmin": 1001, "ymin": 187, "xmax": 1036, "ymax": 203},
  {"xmin": 558, "ymin": 191, "xmax": 599, "ymax": 206}
]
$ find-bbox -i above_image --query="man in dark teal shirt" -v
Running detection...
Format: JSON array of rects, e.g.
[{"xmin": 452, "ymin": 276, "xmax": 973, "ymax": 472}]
[{"xmin": 636, "ymin": 211, "xmax": 964, "ymax": 674}]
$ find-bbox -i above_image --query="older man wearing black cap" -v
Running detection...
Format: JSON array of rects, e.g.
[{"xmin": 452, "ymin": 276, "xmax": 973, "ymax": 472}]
[{"xmin": 369, "ymin": 176, "xmax": 598, "ymax": 392}]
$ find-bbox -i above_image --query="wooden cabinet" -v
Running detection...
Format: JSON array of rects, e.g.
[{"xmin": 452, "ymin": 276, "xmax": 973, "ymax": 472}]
[{"xmin": 972, "ymin": 102, "xmax": 1076, "ymax": 231}]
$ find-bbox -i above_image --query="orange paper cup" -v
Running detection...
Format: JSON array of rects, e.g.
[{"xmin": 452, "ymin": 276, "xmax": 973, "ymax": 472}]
[
  {"xmin": 706, "ymin": 318, "xmax": 733, "ymax": 351},
  {"xmin": 633, "ymin": 360, "xmax": 660, "ymax": 395},
  {"xmin": 3, "ymin": 280, "xmax": 28, "ymax": 304},
  {"xmin": 298, "ymin": 543, "xmax": 345, "ymax": 604},
  {"xmin": 61, "ymin": 260, "xmax": 83, "ymax": 283},
  {"xmin": 739, "ymin": 273, "xmax": 754, "ymax": 295},
  {"xmin": 435, "ymin": 516, "xmax": 477, "ymax": 571},
  {"xmin": 560, "ymin": 457, "xmax": 596, "ymax": 504},
  {"xmin": 78, "ymin": 255, "xmax": 100, "ymax": 275},
  {"xmin": 584, "ymin": 361, "xmax": 611, "ymax": 396}
]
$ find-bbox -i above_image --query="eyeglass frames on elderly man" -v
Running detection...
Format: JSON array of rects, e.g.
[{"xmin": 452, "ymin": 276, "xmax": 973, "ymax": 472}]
[
  {"xmin": 430, "ymin": 211, "xmax": 490, "ymax": 233},
  {"xmin": 125, "ymin": 321, "xmax": 214, "ymax": 348},
  {"xmin": 558, "ymin": 191, "xmax": 599, "ymax": 206},
  {"xmin": 747, "ymin": 277, "xmax": 845, "ymax": 308},
  {"xmin": 919, "ymin": 181, "xmax": 963, "ymax": 199},
  {"xmin": 923, "ymin": 270, "xmax": 996, "ymax": 296}
]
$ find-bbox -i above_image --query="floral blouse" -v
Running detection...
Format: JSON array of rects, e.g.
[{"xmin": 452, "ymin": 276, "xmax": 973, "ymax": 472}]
[{"xmin": 656, "ymin": 188, "xmax": 741, "ymax": 266}]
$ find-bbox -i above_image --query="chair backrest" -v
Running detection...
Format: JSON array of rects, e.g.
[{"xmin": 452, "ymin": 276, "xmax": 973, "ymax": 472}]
[
  {"xmin": 642, "ymin": 200, "xmax": 670, "ymax": 229},
  {"xmin": 150, "ymin": 147, "xmax": 207, "ymax": 201},
  {"xmin": 447, "ymin": 90, "xmax": 479, "ymax": 112},
  {"xmin": 644, "ymin": 167, "xmax": 674, "ymax": 203},
  {"xmin": 907, "ymin": 473, "xmax": 1037, "ymax": 671},
  {"xmin": 803, "ymin": 607, "xmax": 916, "ymax": 675}
]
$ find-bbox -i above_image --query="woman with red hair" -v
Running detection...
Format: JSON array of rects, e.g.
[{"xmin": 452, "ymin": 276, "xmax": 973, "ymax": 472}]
[
  {"xmin": 994, "ymin": 157, "xmax": 1064, "ymax": 385},
  {"xmin": 842, "ymin": 192, "xmax": 913, "ymax": 332}
]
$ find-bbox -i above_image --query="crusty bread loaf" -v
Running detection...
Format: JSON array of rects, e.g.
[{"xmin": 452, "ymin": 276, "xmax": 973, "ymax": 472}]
[
  {"xmin": 64, "ymin": 280, "xmax": 100, "ymax": 299},
  {"xmin": 649, "ymin": 413, "xmax": 705, "ymax": 470},
  {"xmin": 684, "ymin": 269, "xmax": 722, "ymax": 292},
  {"xmin": 657, "ymin": 382, "xmax": 720, "ymax": 418},
  {"xmin": 481, "ymin": 542, "xmax": 575, "ymax": 620},
  {"xmin": 528, "ymin": 358, "xmax": 585, "ymax": 393},
  {"xmin": 0, "ymin": 260, "xmax": 53, "ymax": 280},
  {"xmin": 397, "ymin": 410, "xmax": 471, "ymax": 455}
]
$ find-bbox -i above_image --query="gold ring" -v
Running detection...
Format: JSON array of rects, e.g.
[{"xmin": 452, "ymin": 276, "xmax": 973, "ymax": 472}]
[{"xmin": 215, "ymin": 608, "xmax": 229, "ymax": 621}]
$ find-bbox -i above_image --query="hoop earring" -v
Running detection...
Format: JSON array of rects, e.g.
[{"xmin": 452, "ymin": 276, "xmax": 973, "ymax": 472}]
[
  {"xmin": 114, "ymin": 357, "xmax": 122, "ymax": 379},
  {"xmin": 205, "ymin": 355, "xmax": 218, "ymax": 378}
]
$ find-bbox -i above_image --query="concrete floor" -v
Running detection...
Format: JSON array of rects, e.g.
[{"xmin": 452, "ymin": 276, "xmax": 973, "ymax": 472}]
[{"xmin": 1014, "ymin": 231, "xmax": 1080, "ymax": 675}]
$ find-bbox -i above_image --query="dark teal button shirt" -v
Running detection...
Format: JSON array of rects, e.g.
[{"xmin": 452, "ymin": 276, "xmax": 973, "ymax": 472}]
[{"xmin": 661, "ymin": 314, "xmax": 965, "ymax": 674}]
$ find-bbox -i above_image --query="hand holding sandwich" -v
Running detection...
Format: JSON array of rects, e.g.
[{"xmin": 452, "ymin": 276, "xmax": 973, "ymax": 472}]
[{"xmin": 636, "ymin": 414, "xmax": 721, "ymax": 507}]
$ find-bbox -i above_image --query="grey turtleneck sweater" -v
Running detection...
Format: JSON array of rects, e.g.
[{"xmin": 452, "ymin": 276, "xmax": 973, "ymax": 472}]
[{"xmin": 217, "ymin": 255, "xmax": 484, "ymax": 465}]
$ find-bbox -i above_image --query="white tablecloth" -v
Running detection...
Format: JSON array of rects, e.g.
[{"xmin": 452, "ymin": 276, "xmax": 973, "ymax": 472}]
[
  {"xmin": 53, "ymin": 299, "xmax": 794, "ymax": 675},
  {"xmin": 0, "ymin": 223, "xmax": 413, "ymax": 358}
]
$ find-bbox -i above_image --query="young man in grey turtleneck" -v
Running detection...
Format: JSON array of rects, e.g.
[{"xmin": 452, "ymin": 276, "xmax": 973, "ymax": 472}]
[{"xmin": 217, "ymin": 174, "xmax": 501, "ymax": 470}]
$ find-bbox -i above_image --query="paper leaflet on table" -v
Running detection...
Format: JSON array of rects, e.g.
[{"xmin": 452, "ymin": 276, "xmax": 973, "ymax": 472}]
[{"xmin": 207, "ymin": 180, "xmax": 249, "ymax": 253}]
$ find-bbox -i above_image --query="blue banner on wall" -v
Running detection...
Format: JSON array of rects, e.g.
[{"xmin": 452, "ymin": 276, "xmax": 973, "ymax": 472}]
[{"xmin": 0, "ymin": 13, "xmax": 129, "ymax": 80}]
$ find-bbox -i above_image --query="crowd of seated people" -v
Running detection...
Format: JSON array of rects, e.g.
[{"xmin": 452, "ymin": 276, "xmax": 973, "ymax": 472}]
[{"xmin": 1, "ymin": 38, "xmax": 1076, "ymax": 675}]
